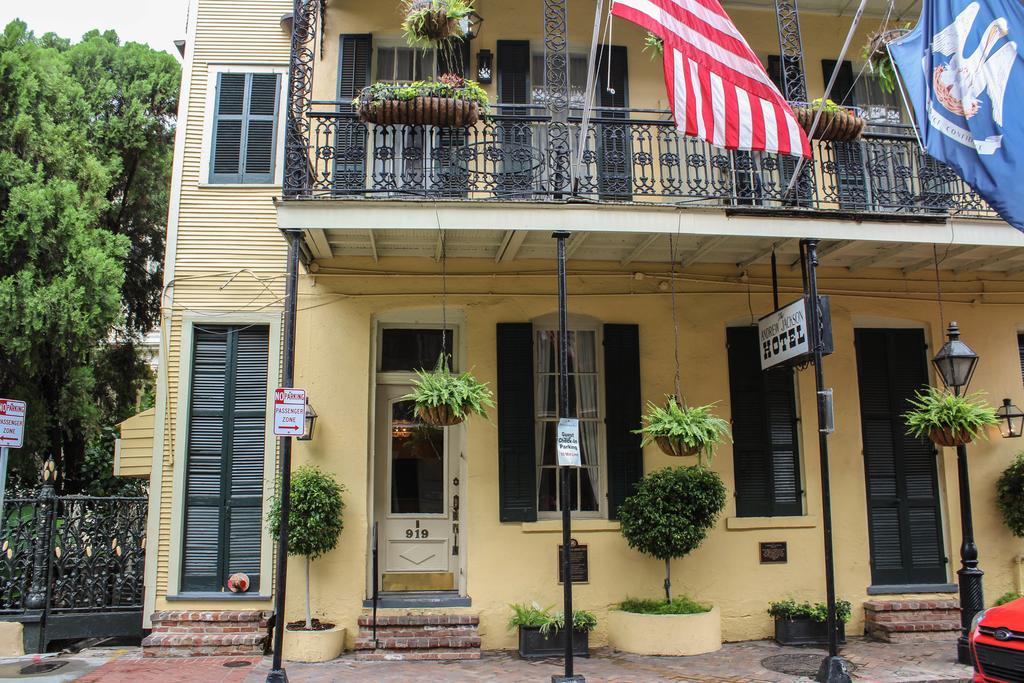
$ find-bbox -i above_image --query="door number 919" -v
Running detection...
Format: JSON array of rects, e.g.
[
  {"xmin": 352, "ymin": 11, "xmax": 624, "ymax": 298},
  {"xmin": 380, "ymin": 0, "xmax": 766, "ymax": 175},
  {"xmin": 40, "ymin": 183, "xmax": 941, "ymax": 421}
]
[{"xmin": 405, "ymin": 529, "xmax": 429, "ymax": 539}]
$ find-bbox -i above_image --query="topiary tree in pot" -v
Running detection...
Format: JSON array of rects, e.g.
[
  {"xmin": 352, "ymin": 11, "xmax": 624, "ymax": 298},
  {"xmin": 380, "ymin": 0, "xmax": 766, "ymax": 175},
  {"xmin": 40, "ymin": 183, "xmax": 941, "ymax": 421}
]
[
  {"xmin": 268, "ymin": 465, "xmax": 345, "ymax": 631},
  {"xmin": 617, "ymin": 465, "xmax": 727, "ymax": 602}
]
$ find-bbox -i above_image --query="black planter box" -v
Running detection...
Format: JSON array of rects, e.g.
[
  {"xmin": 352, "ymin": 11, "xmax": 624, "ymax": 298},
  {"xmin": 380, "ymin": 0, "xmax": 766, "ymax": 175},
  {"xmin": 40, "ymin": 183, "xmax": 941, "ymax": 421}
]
[
  {"xmin": 518, "ymin": 626, "xmax": 590, "ymax": 658},
  {"xmin": 774, "ymin": 617, "xmax": 846, "ymax": 646}
]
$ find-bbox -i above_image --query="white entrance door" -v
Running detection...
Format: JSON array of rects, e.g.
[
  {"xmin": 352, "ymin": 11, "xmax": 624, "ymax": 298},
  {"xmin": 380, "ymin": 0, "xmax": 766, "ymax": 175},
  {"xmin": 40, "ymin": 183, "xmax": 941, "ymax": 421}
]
[{"xmin": 374, "ymin": 385, "xmax": 460, "ymax": 592}]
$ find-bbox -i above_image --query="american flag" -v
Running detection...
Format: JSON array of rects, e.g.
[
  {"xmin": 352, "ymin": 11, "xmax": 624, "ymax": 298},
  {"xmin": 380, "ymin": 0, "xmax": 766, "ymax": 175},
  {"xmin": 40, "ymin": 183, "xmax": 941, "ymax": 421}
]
[{"xmin": 611, "ymin": 0, "xmax": 811, "ymax": 158}]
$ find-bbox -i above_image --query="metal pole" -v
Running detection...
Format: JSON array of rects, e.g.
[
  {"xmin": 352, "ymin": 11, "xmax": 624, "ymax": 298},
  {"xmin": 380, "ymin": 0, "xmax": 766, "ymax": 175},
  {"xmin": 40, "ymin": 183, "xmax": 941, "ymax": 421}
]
[
  {"xmin": 553, "ymin": 231, "xmax": 582, "ymax": 683},
  {"xmin": 954, "ymin": 382, "xmax": 984, "ymax": 665},
  {"xmin": 267, "ymin": 232, "xmax": 301, "ymax": 683},
  {"xmin": 803, "ymin": 240, "xmax": 851, "ymax": 683}
]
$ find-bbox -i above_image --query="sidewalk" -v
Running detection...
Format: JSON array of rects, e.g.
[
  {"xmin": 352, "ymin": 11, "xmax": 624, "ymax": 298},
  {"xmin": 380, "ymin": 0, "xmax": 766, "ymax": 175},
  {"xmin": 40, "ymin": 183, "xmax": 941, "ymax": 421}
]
[{"xmin": 7, "ymin": 637, "xmax": 972, "ymax": 682}]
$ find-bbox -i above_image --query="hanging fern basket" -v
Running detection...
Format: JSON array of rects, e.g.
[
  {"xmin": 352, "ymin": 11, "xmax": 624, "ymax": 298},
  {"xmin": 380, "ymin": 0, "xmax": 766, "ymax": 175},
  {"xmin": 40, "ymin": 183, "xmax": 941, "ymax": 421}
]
[
  {"xmin": 357, "ymin": 97, "xmax": 480, "ymax": 127},
  {"xmin": 928, "ymin": 426, "xmax": 973, "ymax": 448},
  {"xmin": 405, "ymin": 0, "xmax": 459, "ymax": 42},
  {"xmin": 654, "ymin": 436, "xmax": 701, "ymax": 458},
  {"xmin": 794, "ymin": 107, "xmax": 866, "ymax": 141},
  {"xmin": 417, "ymin": 404, "xmax": 466, "ymax": 427},
  {"xmin": 865, "ymin": 27, "xmax": 910, "ymax": 63}
]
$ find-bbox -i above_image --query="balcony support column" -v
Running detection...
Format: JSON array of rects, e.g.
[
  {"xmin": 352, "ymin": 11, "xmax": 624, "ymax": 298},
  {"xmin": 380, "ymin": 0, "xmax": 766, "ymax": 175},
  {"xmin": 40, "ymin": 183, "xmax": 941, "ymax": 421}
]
[
  {"xmin": 284, "ymin": 0, "xmax": 321, "ymax": 198},
  {"xmin": 544, "ymin": 0, "xmax": 572, "ymax": 196},
  {"xmin": 773, "ymin": 0, "xmax": 808, "ymax": 102}
]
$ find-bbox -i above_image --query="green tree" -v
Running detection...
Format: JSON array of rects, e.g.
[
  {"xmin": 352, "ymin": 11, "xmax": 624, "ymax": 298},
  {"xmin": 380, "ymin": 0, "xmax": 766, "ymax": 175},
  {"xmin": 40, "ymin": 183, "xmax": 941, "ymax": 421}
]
[
  {"xmin": 617, "ymin": 466, "xmax": 727, "ymax": 601},
  {"xmin": 268, "ymin": 467, "xmax": 346, "ymax": 630},
  {"xmin": 0, "ymin": 21, "xmax": 178, "ymax": 492}
]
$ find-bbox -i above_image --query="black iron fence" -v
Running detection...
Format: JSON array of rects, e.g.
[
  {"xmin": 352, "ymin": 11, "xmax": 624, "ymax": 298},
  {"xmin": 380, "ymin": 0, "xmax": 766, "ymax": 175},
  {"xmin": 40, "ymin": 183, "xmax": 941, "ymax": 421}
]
[
  {"xmin": 293, "ymin": 103, "xmax": 993, "ymax": 219},
  {"xmin": 0, "ymin": 485, "xmax": 147, "ymax": 651}
]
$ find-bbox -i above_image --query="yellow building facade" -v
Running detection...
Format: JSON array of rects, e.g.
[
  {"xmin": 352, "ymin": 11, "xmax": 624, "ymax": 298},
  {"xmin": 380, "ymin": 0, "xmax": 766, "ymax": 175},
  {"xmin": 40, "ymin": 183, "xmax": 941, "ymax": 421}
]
[{"xmin": 145, "ymin": 0, "xmax": 1024, "ymax": 658}]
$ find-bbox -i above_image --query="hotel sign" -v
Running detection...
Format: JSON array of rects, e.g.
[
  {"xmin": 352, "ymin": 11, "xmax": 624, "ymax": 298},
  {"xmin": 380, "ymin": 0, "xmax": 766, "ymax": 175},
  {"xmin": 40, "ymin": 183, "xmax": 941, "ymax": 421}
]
[{"xmin": 758, "ymin": 297, "xmax": 833, "ymax": 370}]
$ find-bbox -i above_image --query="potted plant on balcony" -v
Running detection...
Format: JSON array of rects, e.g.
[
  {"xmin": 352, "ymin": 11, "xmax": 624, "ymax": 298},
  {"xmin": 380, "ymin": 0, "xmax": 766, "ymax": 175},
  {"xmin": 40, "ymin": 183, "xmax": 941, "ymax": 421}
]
[
  {"xmin": 793, "ymin": 98, "xmax": 866, "ymax": 141},
  {"xmin": 404, "ymin": 354, "xmax": 495, "ymax": 426},
  {"xmin": 508, "ymin": 602, "xmax": 597, "ymax": 658},
  {"xmin": 862, "ymin": 24, "xmax": 911, "ymax": 94},
  {"xmin": 635, "ymin": 396, "xmax": 730, "ymax": 462},
  {"xmin": 354, "ymin": 74, "xmax": 489, "ymax": 127},
  {"xmin": 268, "ymin": 466, "xmax": 346, "ymax": 662},
  {"xmin": 402, "ymin": 0, "xmax": 475, "ymax": 50},
  {"xmin": 609, "ymin": 465, "xmax": 727, "ymax": 656},
  {"xmin": 768, "ymin": 599, "xmax": 852, "ymax": 646},
  {"xmin": 904, "ymin": 385, "xmax": 998, "ymax": 447}
]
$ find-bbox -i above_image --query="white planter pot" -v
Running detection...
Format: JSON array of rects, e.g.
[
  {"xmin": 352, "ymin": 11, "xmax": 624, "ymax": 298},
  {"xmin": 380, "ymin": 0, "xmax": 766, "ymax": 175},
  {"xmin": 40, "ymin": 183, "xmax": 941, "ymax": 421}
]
[
  {"xmin": 607, "ymin": 606, "xmax": 721, "ymax": 656},
  {"xmin": 282, "ymin": 624, "xmax": 346, "ymax": 663}
]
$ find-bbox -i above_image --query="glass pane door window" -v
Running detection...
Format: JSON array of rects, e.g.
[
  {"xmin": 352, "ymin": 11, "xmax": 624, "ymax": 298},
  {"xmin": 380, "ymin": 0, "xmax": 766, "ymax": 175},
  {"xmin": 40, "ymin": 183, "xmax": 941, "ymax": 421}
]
[
  {"xmin": 535, "ymin": 329, "xmax": 602, "ymax": 514},
  {"xmin": 390, "ymin": 400, "xmax": 445, "ymax": 515}
]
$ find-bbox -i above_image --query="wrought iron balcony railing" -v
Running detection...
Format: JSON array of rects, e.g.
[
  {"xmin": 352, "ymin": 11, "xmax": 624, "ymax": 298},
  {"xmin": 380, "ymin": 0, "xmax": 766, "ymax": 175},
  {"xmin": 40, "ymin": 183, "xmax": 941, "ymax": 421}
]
[{"xmin": 290, "ymin": 103, "xmax": 994, "ymax": 219}]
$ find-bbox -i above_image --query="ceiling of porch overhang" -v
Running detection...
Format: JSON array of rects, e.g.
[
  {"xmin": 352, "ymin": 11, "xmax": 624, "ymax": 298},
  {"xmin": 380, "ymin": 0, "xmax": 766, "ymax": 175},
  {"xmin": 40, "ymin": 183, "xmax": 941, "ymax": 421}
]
[{"xmin": 309, "ymin": 229, "xmax": 1024, "ymax": 275}]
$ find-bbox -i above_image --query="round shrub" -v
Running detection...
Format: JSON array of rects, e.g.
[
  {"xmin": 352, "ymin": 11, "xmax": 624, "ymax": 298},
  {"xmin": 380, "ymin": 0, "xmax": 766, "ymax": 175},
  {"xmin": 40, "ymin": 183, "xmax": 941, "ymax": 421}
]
[
  {"xmin": 268, "ymin": 465, "xmax": 346, "ymax": 559},
  {"xmin": 997, "ymin": 454, "xmax": 1024, "ymax": 538}
]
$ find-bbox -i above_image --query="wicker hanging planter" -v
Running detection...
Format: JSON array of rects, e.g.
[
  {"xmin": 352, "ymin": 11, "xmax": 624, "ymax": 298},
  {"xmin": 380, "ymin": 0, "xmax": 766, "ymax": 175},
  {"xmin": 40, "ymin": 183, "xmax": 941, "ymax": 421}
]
[
  {"xmin": 402, "ymin": 0, "xmax": 473, "ymax": 48},
  {"xmin": 929, "ymin": 426, "xmax": 973, "ymax": 448},
  {"xmin": 654, "ymin": 436, "xmax": 701, "ymax": 458},
  {"xmin": 794, "ymin": 107, "xmax": 866, "ymax": 142},
  {"xmin": 358, "ymin": 96, "xmax": 480, "ymax": 127},
  {"xmin": 417, "ymin": 404, "xmax": 466, "ymax": 427}
]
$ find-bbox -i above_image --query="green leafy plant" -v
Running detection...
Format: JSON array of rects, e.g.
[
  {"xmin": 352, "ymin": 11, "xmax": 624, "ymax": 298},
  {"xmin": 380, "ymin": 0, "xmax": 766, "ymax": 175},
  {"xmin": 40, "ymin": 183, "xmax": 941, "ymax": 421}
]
[
  {"xmin": 768, "ymin": 599, "xmax": 852, "ymax": 624},
  {"xmin": 643, "ymin": 32, "xmax": 664, "ymax": 60},
  {"xmin": 861, "ymin": 24, "xmax": 911, "ymax": 94},
  {"xmin": 996, "ymin": 592, "xmax": 1023, "ymax": 606},
  {"xmin": 619, "ymin": 596, "xmax": 711, "ymax": 615},
  {"xmin": 617, "ymin": 466, "xmax": 727, "ymax": 601},
  {"xmin": 404, "ymin": 354, "xmax": 495, "ymax": 420},
  {"xmin": 904, "ymin": 386, "xmax": 998, "ymax": 444},
  {"xmin": 268, "ymin": 466, "xmax": 345, "ymax": 630},
  {"xmin": 996, "ymin": 454, "xmax": 1024, "ymax": 537},
  {"xmin": 354, "ymin": 77, "xmax": 491, "ymax": 115},
  {"xmin": 506, "ymin": 602, "xmax": 598, "ymax": 635},
  {"xmin": 635, "ymin": 397, "xmax": 730, "ymax": 464},
  {"xmin": 401, "ymin": 0, "xmax": 475, "ymax": 50}
]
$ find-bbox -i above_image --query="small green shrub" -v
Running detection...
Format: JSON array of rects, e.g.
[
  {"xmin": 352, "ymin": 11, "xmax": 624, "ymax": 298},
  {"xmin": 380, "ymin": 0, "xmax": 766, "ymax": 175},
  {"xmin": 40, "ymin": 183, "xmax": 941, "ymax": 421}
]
[
  {"xmin": 617, "ymin": 466, "xmax": 727, "ymax": 601},
  {"xmin": 904, "ymin": 386, "xmax": 998, "ymax": 442},
  {"xmin": 997, "ymin": 454, "xmax": 1024, "ymax": 537},
  {"xmin": 768, "ymin": 599, "xmax": 852, "ymax": 624},
  {"xmin": 618, "ymin": 596, "xmax": 710, "ymax": 615},
  {"xmin": 506, "ymin": 602, "xmax": 598, "ymax": 634},
  {"xmin": 995, "ymin": 591, "xmax": 1023, "ymax": 606},
  {"xmin": 634, "ymin": 397, "xmax": 731, "ymax": 463},
  {"xmin": 403, "ymin": 354, "xmax": 495, "ymax": 419}
]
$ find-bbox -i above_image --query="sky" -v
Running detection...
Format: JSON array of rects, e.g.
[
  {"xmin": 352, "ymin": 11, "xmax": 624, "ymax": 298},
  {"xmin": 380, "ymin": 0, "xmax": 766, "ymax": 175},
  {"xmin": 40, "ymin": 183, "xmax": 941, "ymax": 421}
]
[{"xmin": 1, "ymin": 0, "xmax": 189, "ymax": 56}]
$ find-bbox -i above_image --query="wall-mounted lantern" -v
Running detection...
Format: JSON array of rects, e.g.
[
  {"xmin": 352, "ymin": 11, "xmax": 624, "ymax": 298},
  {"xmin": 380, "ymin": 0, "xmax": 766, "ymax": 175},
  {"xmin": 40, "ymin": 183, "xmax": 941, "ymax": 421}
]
[
  {"xmin": 476, "ymin": 49, "xmax": 493, "ymax": 84},
  {"xmin": 997, "ymin": 398, "xmax": 1024, "ymax": 439},
  {"xmin": 297, "ymin": 401, "xmax": 318, "ymax": 441},
  {"xmin": 280, "ymin": 12, "xmax": 294, "ymax": 35},
  {"xmin": 461, "ymin": 11, "xmax": 484, "ymax": 40}
]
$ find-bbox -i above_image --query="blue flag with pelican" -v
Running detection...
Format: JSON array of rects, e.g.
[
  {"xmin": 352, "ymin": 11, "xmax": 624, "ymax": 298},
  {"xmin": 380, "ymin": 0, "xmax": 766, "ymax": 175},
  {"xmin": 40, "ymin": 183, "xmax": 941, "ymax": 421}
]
[{"xmin": 889, "ymin": 0, "xmax": 1024, "ymax": 231}]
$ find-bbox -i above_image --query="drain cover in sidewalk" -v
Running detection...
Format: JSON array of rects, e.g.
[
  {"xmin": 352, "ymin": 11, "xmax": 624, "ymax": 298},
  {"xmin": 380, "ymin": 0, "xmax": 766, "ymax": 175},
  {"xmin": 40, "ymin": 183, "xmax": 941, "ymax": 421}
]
[
  {"xmin": 0, "ymin": 659, "xmax": 73, "ymax": 677},
  {"xmin": 761, "ymin": 653, "xmax": 858, "ymax": 676}
]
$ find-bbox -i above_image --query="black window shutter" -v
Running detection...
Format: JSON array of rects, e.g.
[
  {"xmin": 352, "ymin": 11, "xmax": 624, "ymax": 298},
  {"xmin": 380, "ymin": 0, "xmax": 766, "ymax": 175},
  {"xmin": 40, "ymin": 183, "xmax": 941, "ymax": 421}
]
[
  {"xmin": 497, "ymin": 41, "xmax": 531, "ymax": 105},
  {"xmin": 603, "ymin": 324, "xmax": 643, "ymax": 519},
  {"xmin": 596, "ymin": 46, "xmax": 632, "ymax": 201},
  {"xmin": 335, "ymin": 34, "xmax": 372, "ymax": 194},
  {"xmin": 210, "ymin": 73, "xmax": 280, "ymax": 184},
  {"xmin": 1017, "ymin": 333, "xmax": 1024, "ymax": 385},
  {"xmin": 821, "ymin": 59, "xmax": 855, "ymax": 106},
  {"xmin": 727, "ymin": 327, "xmax": 801, "ymax": 517},
  {"xmin": 496, "ymin": 323, "xmax": 537, "ymax": 522},
  {"xmin": 182, "ymin": 325, "xmax": 269, "ymax": 592},
  {"xmin": 439, "ymin": 37, "xmax": 471, "ymax": 78}
]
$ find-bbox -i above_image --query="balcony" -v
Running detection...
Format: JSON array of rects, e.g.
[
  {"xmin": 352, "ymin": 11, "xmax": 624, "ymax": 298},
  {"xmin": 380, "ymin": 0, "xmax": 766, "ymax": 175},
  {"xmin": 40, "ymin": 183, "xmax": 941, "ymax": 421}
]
[{"xmin": 290, "ymin": 103, "xmax": 994, "ymax": 221}]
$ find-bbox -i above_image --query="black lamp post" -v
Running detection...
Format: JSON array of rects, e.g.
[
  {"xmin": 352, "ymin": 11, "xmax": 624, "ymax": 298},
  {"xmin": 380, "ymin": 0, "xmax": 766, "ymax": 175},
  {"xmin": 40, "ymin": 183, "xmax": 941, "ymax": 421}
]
[
  {"xmin": 997, "ymin": 399, "xmax": 1024, "ymax": 439},
  {"xmin": 931, "ymin": 321, "xmax": 983, "ymax": 665}
]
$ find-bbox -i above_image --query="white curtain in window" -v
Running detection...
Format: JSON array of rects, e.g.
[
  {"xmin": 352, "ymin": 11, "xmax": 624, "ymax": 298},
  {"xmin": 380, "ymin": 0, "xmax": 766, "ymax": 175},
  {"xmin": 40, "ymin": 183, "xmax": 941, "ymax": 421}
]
[{"xmin": 574, "ymin": 332, "xmax": 601, "ymax": 505}]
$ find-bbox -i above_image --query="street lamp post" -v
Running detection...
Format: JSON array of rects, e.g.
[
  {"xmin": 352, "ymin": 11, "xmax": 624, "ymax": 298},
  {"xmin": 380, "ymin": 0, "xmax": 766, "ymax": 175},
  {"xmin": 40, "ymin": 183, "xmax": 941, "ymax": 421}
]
[{"xmin": 931, "ymin": 321, "xmax": 983, "ymax": 665}]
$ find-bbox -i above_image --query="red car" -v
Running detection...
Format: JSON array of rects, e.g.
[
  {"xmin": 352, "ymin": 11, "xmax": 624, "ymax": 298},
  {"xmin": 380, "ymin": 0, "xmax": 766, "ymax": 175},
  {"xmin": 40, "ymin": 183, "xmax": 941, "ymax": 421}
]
[{"xmin": 971, "ymin": 597, "xmax": 1024, "ymax": 682}]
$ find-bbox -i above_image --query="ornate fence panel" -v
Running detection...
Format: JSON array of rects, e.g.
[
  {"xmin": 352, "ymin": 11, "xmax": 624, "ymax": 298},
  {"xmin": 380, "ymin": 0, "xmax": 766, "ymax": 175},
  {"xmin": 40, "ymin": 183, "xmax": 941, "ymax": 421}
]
[{"xmin": 300, "ymin": 104, "xmax": 995, "ymax": 220}]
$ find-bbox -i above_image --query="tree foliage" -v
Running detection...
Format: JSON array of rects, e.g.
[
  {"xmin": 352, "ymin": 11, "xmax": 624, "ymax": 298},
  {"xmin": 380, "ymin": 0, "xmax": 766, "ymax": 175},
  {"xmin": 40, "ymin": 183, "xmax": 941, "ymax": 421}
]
[
  {"xmin": 0, "ymin": 21, "xmax": 178, "ymax": 491},
  {"xmin": 997, "ymin": 453, "xmax": 1024, "ymax": 538}
]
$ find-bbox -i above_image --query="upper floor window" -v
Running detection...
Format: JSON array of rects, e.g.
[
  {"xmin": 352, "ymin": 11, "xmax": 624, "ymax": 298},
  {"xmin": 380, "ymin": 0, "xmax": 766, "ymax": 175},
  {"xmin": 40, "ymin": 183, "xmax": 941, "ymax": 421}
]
[
  {"xmin": 208, "ymin": 72, "xmax": 283, "ymax": 184},
  {"xmin": 376, "ymin": 45, "xmax": 436, "ymax": 82},
  {"xmin": 531, "ymin": 52, "xmax": 590, "ymax": 107}
]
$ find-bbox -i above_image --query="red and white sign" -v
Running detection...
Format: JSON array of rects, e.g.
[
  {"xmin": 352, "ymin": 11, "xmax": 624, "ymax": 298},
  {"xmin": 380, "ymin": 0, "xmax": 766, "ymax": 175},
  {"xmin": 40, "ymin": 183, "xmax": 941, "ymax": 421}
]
[
  {"xmin": 0, "ymin": 399, "xmax": 26, "ymax": 449},
  {"xmin": 273, "ymin": 388, "xmax": 307, "ymax": 437}
]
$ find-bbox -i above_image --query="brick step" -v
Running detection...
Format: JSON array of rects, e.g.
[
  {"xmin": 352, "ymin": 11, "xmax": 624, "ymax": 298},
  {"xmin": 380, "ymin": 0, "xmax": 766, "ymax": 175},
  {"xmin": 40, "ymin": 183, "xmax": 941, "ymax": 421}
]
[
  {"xmin": 866, "ymin": 619, "xmax": 961, "ymax": 643},
  {"xmin": 143, "ymin": 632, "xmax": 267, "ymax": 649},
  {"xmin": 357, "ymin": 614, "xmax": 479, "ymax": 627},
  {"xmin": 151, "ymin": 610, "xmax": 269, "ymax": 625},
  {"xmin": 355, "ymin": 635, "xmax": 481, "ymax": 650},
  {"xmin": 354, "ymin": 648, "xmax": 483, "ymax": 662},
  {"xmin": 864, "ymin": 600, "xmax": 960, "ymax": 613},
  {"xmin": 357, "ymin": 627, "xmax": 478, "ymax": 639},
  {"xmin": 866, "ymin": 609, "xmax": 960, "ymax": 623}
]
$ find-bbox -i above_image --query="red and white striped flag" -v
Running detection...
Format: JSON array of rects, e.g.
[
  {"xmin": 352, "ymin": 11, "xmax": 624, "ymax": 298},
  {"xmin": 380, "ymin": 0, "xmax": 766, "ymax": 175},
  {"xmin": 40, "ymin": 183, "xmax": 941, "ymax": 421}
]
[{"xmin": 612, "ymin": 0, "xmax": 811, "ymax": 158}]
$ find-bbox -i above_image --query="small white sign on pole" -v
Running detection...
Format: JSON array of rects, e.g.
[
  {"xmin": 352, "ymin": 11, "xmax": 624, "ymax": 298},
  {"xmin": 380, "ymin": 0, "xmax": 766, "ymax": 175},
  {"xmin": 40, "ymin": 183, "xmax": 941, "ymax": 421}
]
[
  {"xmin": 557, "ymin": 418, "xmax": 582, "ymax": 467},
  {"xmin": 0, "ymin": 399, "xmax": 26, "ymax": 450},
  {"xmin": 273, "ymin": 388, "xmax": 307, "ymax": 438}
]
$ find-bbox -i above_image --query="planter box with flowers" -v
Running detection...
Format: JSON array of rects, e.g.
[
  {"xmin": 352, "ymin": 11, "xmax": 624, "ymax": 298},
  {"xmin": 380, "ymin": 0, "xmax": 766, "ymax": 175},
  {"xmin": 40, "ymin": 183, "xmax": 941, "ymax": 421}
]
[
  {"xmin": 793, "ymin": 99, "xmax": 866, "ymax": 141},
  {"xmin": 903, "ymin": 385, "xmax": 998, "ymax": 448},
  {"xmin": 507, "ymin": 603, "xmax": 596, "ymax": 658},
  {"xmin": 354, "ymin": 75, "xmax": 490, "ymax": 128},
  {"xmin": 769, "ymin": 599, "xmax": 851, "ymax": 646}
]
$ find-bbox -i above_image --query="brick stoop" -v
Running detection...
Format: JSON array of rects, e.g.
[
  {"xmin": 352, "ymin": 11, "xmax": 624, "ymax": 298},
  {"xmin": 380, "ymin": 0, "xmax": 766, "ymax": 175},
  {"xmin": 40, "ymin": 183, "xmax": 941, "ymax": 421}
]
[
  {"xmin": 143, "ymin": 610, "xmax": 271, "ymax": 657},
  {"xmin": 355, "ymin": 614, "xmax": 481, "ymax": 661},
  {"xmin": 864, "ymin": 600, "xmax": 961, "ymax": 643}
]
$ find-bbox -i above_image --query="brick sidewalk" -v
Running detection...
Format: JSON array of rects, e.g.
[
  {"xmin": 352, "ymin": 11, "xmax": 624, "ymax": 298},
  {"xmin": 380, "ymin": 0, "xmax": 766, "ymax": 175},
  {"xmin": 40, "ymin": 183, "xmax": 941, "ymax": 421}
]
[{"xmin": 72, "ymin": 637, "xmax": 972, "ymax": 682}]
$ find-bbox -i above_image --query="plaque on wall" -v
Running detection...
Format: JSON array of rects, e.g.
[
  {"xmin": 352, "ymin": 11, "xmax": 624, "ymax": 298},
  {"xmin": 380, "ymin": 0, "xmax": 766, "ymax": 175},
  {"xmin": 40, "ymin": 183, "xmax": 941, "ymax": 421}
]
[
  {"xmin": 557, "ymin": 539, "xmax": 589, "ymax": 584},
  {"xmin": 759, "ymin": 541, "xmax": 788, "ymax": 564}
]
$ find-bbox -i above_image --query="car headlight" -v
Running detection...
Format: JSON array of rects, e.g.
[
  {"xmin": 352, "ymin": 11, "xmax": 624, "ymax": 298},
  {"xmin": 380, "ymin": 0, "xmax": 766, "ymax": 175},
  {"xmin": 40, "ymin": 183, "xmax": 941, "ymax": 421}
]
[{"xmin": 971, "ymin": 609, "xmax": 990, "ymax": 635}]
